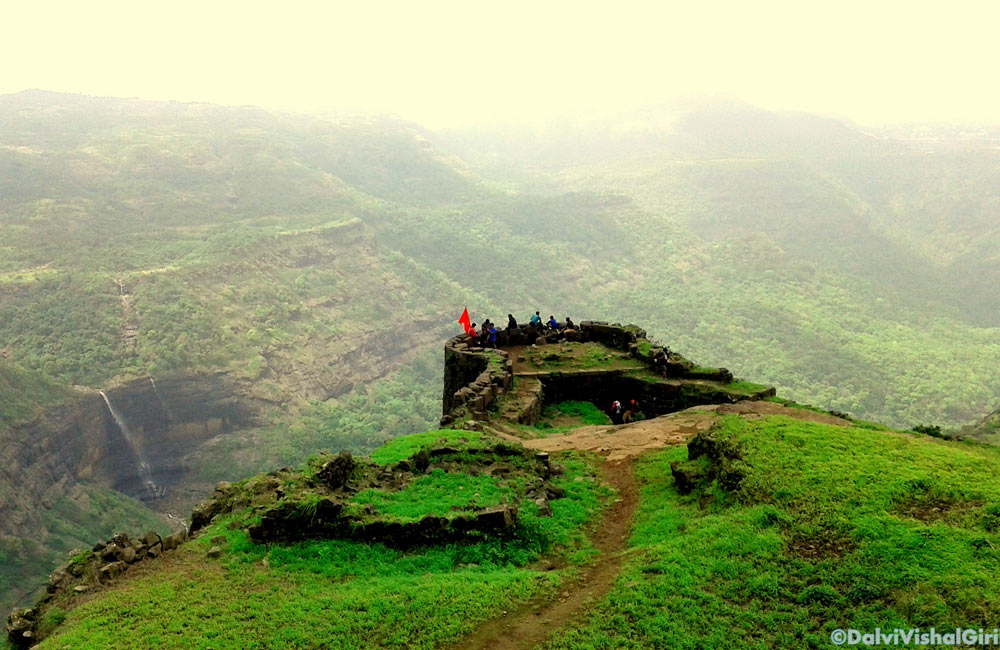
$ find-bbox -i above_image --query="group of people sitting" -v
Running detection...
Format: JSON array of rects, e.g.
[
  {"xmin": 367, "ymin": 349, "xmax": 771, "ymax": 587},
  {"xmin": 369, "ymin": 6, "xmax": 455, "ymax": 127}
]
[
  {"xmin": 609, "ymin": 399, "xmax": 642, "ymax": 425},
  {"xmin": 522, "ymin": 311, "xmax": 575, "ymax": 332},
  {"xmin": 466, "ymin": 311, "xmax": 576, "ymax": 347}
]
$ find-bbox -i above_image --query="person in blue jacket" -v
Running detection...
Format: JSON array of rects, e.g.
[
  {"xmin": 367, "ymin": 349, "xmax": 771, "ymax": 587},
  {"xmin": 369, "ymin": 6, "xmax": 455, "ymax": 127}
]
[
  {"xmin": 548, "ymin": 315, "xmax": 559, "ymax": 331},
  {"xmin": 487, "ymin": 324, "xmax": 497, "ymax": 348}
]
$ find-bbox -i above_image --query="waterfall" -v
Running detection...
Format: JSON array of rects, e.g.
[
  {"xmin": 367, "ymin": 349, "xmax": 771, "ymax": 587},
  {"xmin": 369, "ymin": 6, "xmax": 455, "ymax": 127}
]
[
  {"xmin": 99, "ymin": 390, "xmax": 163, "ymax": 500},
  {"xmin": 148, "ymin": 376, "xmax": 174, "ymax": 421}
]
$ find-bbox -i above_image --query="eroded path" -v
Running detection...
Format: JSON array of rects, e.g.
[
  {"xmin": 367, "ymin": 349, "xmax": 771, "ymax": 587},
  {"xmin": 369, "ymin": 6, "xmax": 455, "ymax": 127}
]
[
  {"xmin": 447, "ymin": 458, "xmax": 638, "ymax": 650},
  {"xmin": 452, "ymin": 400, "xmax": 853, "ymax": 650}
]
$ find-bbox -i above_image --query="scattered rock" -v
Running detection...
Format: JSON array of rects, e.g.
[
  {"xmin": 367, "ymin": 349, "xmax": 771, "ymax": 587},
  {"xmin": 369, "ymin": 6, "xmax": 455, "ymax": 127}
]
[
  {"xmin": 100, "ymin": 544, "xmax": 120, "ymax": 562},
  {"xmin": 72, "ymin": 585, "xmax": 89, "ymax": 594},
  {"xmin": 210, "ymin": 535, "xmax": 227, "ymax": 546},
  {"xmin": 118, "ymin": 546, "xmax": 137, "ymax": 563},
  {"xmin": 534, "ymin": 497, "xmax": 553, "ymax": 517},
  {"xmin": 140, "ymin": 530, "xmax": 161, "ymax": 547},
  {"xmin": 206, "ymin": 546, "xmax": 222, "ymax": 559},
  {"xmin": 318, "ymin": 450, "xmax": 356, "ymax": 490},
  {"xmin": 97, "ymin": 561, "xmax": 126, "ymax": 583},
  {"xmin": 5, "ymin": 608, "xmax": 35, "ymax": 647}
]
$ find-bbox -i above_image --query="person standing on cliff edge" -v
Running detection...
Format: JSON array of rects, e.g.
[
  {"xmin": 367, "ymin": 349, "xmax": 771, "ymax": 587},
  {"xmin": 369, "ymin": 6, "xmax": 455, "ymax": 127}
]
[{"xmin": 507, "ymin": 314, "xmax": 518, "ymax": 330}]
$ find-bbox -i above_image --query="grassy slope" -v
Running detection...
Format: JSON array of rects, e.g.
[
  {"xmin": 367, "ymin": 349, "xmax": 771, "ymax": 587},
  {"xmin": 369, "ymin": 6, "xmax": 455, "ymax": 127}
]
[
  {"xmin": 0, "ymin": 359, "xmax": 71, "ymax": 430},
  {"xmin": 36, "ymin": 432, "xmax": 611, "ymax": 649},
  {"xmin": 0, "ymin": 484, "xmax": 169, "ymax": 618},
  {"xmin": 3, "ymin": 92, "xmax": 998, "ymax": 429},
  {"xmin": 546, "ymin": 416, "xmax": 1000, "ymax": 649},
  {"xmin": 33, "ymin": 413, "xmax": 1000, "ymax": 649}
]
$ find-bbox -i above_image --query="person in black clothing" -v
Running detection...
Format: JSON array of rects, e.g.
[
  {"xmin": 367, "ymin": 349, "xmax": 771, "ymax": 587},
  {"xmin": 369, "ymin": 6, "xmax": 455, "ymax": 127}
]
[
  {"xmin": 565, "ymin": 316, "xmax": 575, "ymax": 330},
  {"xmin": 507, "ymin": 314, "xmax": 518, "ymax": 330}
]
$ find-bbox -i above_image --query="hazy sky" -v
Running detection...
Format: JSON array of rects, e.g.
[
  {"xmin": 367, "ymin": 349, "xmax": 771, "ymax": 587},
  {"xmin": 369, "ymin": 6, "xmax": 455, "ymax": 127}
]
[{"xmin": 3, "ymin": 0, "xmax": 998, "ymax": 127}]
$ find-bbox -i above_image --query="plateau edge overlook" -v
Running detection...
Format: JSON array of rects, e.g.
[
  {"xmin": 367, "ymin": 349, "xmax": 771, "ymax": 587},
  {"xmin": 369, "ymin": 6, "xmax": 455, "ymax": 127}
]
[{"xmin": 1, "ymin": 91, "xmax": 1000, "ymax": 648}]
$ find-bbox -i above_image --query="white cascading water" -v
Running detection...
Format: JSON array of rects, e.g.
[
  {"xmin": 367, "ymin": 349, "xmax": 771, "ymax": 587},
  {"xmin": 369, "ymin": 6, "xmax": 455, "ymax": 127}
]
[
  {"xmin": 148, "ymin": 376, "xmax": 174, "ymax": 421},
  {"xmin": 99, "ymin": 390, "xmax": 163, "ymax": 500}
]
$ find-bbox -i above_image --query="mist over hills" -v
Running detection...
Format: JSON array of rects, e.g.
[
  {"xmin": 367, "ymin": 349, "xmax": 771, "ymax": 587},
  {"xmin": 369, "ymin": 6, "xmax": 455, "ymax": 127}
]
[{"xmin": 1, "ymin": 89, "xmax": 999, "ymax": 616}]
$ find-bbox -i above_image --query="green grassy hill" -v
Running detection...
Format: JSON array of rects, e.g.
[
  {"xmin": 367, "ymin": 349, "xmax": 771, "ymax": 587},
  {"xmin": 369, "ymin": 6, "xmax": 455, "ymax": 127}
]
[
  {"xmin": 3, "ymin": 91, "xmax": 1000, "ymax": 635},
  {"xmin": 25, "ymin": 409, "xmax": 1000, "ymax": 649},
  {"xmin": 549, "ymin": 416, "xmax": 1000, "ymax": 649},
  {"xmin": 3, "ymin": 91, "xmax": 999, "ymax": 429},
  {"xmin": 0, "ymin": 360, "xmax": 71, "ymax": 430}
]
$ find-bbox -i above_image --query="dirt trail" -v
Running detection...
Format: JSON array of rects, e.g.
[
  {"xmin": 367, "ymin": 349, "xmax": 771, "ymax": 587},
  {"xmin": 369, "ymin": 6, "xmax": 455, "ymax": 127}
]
[
  {"xmin": 452, "ymin": 400, "xmax": 849, "ymax": 649},
  {"xmin": 521, "ymin": 410, "xmax": 717, "ymax": 461},
  {"xmin": 509, "ymin": 401, "xmax": 851, "ymax": 462},
  {"xmin": 446, "ymin": 459, "xmax": 638, "ymax": 650}
]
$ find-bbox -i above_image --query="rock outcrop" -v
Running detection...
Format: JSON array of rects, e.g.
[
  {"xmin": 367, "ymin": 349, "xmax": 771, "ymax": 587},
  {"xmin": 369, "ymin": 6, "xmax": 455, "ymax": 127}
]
[
  {"xmin": 6, "ymin": 527, "xmax": 187, "ymax": 647},
  {"xmin": 441, "ymin": 321, "xmax": 773, "ymax": 426}
]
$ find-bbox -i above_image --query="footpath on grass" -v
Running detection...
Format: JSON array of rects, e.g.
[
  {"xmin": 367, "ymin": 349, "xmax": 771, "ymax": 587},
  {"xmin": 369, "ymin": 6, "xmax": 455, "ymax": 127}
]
[
  {"xmin": 450, "ymin": 400, "xmax": 853, "ymax": 650},
  {"xmin": 446, "ymin": 458, "xmax": 638, "ymax": 650}
]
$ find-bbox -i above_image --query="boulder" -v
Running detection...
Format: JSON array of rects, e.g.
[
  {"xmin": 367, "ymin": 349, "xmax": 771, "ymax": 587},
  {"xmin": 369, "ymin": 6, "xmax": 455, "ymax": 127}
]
[
  {"xmin": 534, "ymin": 497, "xmax": 553, "ymax": 517},
  {"xmin": 474, "ymin": 505, "xmax": 518, "ymax": 531},
  {"xmin": 206, "ymin": 546, "xmax": 222, "ymax": 559},
  {"xmin": 210, "ymin": 535, "xmax": 226, "ymax": 546},
  {"xmin": 318, "ymin": 450, "xmax": 355, "ymax": 490},
  {"xmin": 190, "ymin": 499, "xmax": 224, "ymax": 533},
  {"xmin": 118, "ymin": 546, "xmax": 137, "ymax": 563},
  {"xmin": 413, "ymin": 449, "xmax": 431, "ymax": 473},
  {"xmin": 100, "ymin": 544, "xmax": 121, "ymax": 562},
  {"xmin": 161, "ymin": 530, "xmax": 186, "ymax": 551},
  {"xmin": 98, "ymin": 561, "xmax": 126, "ymax": 583},
  {"xmin": 5, "ymin": 608, "xmax": 35, "ymax": 647},
  {"xmin": 140, "ymin": 530, "xmax": 161, "ymax": 547},
  {"xmin": 145, "ymin": 543, "xmax": 163, "ymax": 559},
  {"xmin": 45, "ymin": 568, "xmax": 67, "ymax": 594}
]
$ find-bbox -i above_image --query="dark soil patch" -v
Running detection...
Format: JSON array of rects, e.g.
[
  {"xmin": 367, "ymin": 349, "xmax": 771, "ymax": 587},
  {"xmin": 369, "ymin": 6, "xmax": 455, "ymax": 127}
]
[
  {"xmin": 895, "ymin": 496, "xmax": 983, "ymax": 523},
  {"xmin": 786, "ymin": 533, "xmax": 856, "ymax": 560},
  {"xmin": 444, "ymin": 458, "xmax": 638, "ymax": 650}
]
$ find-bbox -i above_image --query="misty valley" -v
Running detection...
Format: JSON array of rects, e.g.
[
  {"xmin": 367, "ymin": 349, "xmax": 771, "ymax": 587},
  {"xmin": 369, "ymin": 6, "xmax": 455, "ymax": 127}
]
[{"xmin": 2, "ymin": 91, "xmax": 1000, "ymax": 649}]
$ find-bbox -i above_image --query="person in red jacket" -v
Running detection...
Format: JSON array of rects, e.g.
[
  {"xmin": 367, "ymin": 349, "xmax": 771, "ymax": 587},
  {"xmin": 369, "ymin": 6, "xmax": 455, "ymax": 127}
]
[{"xmin": 468, "ymin": 322, "xmax": 480, "ymax": 345}]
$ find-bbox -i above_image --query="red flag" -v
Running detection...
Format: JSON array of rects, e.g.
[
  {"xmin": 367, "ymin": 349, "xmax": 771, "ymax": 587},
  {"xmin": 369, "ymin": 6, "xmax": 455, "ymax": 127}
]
[{"xmin": 458, "ymin": 307, "xmax": 471, "ymax": 334}]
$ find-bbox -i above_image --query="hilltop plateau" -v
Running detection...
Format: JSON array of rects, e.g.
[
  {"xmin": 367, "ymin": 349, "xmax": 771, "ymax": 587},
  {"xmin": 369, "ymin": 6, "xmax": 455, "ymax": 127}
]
[{"xmin": 10, "ymin": 323, "xmax": 1000, "ymax": 650}]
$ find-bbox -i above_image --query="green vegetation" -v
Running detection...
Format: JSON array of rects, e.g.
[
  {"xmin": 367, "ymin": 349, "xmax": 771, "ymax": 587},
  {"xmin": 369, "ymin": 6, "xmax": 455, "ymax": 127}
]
[
  {"xmin": 527, "ymin": 400, "xmax": 612, "ymax": 437},
  {"xmin": 369, "ymin": 429, "xmax": 483, "ymax": 466},
  {"xmin": 5, "ymin": 93, "xmax": 1000, "ymax": 644},
  {"xmin": 546, "ymin": 415, "xmax": 1000, "ymax": 649},
  {"xmin": 350, "ymin": 470, "xmax": 514, "ymax": 521},
  {"xmin": 0, "ymin": 484, "xmax": 168, "ymax": 616},
  {"xmin": 0, "ymin": 359, "xmax": 71, "ymax": 429},
  {"xmin": 518, "ymin": 343, "xmax": 643, "ymax": 372},
  {"xmin": 196, "ymin": 351, "xmax": 443, "ymax": 483},
  {"xmin": 37, "ymin": 440, "xmax": 611, "ymax": 649}
]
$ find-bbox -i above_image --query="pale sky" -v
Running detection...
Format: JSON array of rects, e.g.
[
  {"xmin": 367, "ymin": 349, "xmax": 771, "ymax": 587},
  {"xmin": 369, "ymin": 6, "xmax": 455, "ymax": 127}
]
[{"xmin": 2, "ymin": 0, "xmax": 998, "ymax": 128}]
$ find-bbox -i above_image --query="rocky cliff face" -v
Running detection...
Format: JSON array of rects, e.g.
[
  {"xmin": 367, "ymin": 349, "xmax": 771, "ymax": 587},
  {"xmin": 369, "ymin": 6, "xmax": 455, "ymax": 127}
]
[{"xmin": 0, "ymin": 372, "xmax": 264, "ymax": 539}]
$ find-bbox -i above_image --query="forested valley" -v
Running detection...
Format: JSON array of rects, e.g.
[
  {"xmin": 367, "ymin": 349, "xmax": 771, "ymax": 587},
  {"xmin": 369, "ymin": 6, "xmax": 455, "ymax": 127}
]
[{"xmin": 1, "ymin": 90, "xmax": 999, "ymax": 614}]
